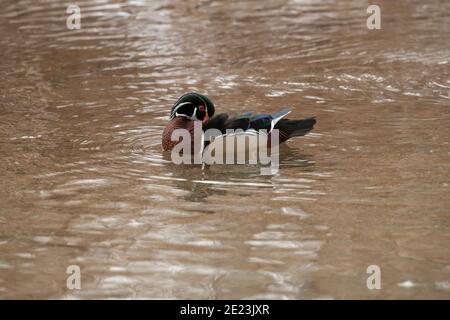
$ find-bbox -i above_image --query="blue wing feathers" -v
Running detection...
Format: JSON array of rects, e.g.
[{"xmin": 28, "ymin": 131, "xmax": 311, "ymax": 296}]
[{"xmin": 204, "ymin": 108, "xmax": 293, "ymax": 133}]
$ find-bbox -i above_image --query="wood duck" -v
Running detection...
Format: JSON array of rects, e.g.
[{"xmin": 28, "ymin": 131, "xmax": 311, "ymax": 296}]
[{"xmin": 162, "ymin": 92, "xmax": 316, "ymax": 152}]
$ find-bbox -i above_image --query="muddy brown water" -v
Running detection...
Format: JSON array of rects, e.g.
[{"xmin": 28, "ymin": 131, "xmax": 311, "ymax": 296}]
[{"xmin": 0, "ymin": 0, "xmax": 449, "ymax": 299}]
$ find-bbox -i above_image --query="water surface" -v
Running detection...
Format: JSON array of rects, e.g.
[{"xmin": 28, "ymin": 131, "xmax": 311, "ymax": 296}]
[{"xmin": 0, "ymin": 0, "xmax": 449, "ymax": 299}]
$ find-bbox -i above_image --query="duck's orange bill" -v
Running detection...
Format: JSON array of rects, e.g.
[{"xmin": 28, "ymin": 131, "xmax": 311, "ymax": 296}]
[{"xmin": 203, "ymin": 114, "xmax": 209, "ymax": 122}]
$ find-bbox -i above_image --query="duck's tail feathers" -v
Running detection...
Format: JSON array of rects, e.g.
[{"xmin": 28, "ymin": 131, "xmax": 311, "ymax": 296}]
[{"xmin": 275, "ymin": 117, "xmax": 316, "ymax": 142}]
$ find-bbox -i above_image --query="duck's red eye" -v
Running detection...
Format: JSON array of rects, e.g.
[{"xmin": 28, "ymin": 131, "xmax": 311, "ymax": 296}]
[{"xmin": 198, "ymin": 105, "xmax": 205, "ymax": 112}]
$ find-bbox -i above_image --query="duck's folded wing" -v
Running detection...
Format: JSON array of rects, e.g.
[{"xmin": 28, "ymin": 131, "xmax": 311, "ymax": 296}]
[
  {"xmin": 248, "ymin": 109, "xmax": 291, "ymax": 132},
  {"xmin": 203, "ymin": 109, "xmax": 292, "ymax": 134},
  {"xmin": 202, "ymin": 113, "xmax": 229, "ymax": 132}
]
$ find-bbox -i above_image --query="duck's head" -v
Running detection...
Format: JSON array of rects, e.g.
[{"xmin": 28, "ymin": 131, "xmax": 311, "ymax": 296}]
[{"xmin": 170, "ymin": 92, "xmax": 215, "ymax": 122}]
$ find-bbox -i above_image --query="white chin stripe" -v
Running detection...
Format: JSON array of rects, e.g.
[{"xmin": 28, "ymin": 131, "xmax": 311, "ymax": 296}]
[
  {"xmin": 175, "ymin": 106, "xmax": 198, "ymax": 120},
  {"xmin": 191, "ymin": 107, "xmax": 198, "ymax": 120},
  {"xmin": 171, "ymin": 102, "xmax": 193, "ymax": 118},
  {"xmin": 175, "ymin": 113, "xmax": 189, "ymax": 119}
]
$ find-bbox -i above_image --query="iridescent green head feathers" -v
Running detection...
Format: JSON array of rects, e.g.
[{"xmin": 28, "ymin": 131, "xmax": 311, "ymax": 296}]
[{"xmin": 170, "ymin": 92, "xmax": 215, "ymax": 121}]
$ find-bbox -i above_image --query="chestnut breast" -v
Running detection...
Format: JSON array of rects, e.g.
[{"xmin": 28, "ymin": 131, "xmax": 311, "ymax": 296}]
[{"xmin": 162, "ymin": 117, "xmax": 199, "ymax": 152}]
